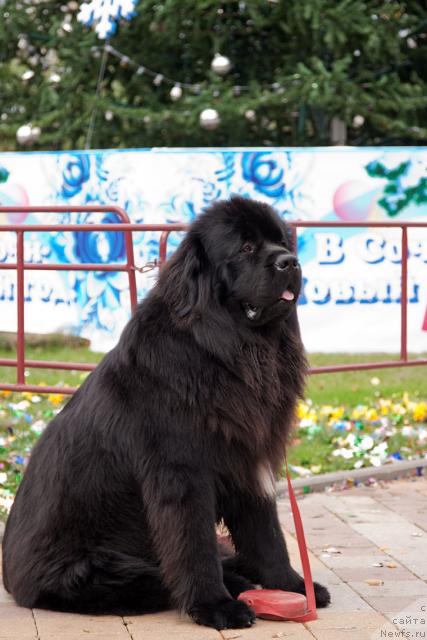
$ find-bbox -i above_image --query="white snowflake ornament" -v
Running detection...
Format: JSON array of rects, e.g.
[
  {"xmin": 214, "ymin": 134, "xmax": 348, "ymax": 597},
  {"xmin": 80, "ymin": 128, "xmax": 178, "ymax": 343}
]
[{"xmin": 77, "ymin": 0, "xmax": 137, "ymax": 39}]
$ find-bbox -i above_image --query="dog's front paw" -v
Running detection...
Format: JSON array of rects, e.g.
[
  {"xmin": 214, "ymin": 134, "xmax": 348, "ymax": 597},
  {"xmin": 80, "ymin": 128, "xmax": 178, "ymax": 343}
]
[
  {"xmin": 189, "ymin": 598, "xmax": 256, "ymax": 630},
  {"xmin": 264, "ymin": 570, "xmax": 331, "ymax": 609},
  {"xmin": 312, "ymin": 581, "xmax": 331, "ymax": 608},
  {"xmin": 287, "ymin": 577, "xmax": 331, "ymax": 608},
  {"xmin": 223, "ymin": 571, "xmax": 256, "ymax": 599}
]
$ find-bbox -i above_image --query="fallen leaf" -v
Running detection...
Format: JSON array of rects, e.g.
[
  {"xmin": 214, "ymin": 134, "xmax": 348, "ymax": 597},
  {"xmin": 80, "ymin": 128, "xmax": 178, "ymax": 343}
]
[
  {"xmin": 386, "ymin": 563, "xmax": 397, "ymax": 569},
  {"xmin": 366, "ymin": 579, "xmax": 384, "ymax": 586}
]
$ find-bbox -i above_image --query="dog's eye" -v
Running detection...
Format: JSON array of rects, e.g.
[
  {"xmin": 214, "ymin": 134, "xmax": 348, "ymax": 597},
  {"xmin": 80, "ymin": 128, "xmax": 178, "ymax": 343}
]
[{"xmin": 241, "ymin": 243, "xmax": 255, "ymax": 254}]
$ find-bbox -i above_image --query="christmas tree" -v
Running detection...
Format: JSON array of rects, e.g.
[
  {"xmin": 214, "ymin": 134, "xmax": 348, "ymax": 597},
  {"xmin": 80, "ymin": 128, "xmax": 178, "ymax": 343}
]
[{"xmin": 0, "ymin": 0, "xmax": 426, "ymax": 150}]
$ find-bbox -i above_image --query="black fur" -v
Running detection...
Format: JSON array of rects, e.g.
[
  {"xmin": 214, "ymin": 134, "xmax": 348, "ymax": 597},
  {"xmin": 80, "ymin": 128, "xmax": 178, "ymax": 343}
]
[{"xmin": 2, "ymin": 197, "xmax": 330, "ymax": 629}]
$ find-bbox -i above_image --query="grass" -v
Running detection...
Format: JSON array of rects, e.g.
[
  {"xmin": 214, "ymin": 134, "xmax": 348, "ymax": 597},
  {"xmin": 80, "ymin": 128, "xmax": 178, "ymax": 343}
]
[
  {"xmin": 0, "ymin": 344, "xmax": 426, "ymax": 518},
  {"xmin": 307, "ymin": 352, "xmax": 427, "ymax": 405}
]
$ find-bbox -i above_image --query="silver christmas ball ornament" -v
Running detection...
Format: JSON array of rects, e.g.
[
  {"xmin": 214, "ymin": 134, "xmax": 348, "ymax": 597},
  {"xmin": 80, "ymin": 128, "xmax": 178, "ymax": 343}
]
[
  {"xmin": 16, "ymin": 124, "xmax": 33, "ymax": 145},
  {"xmin": 48, "ymin": 72, "xmax": 61, "ymax": 84},
  {"xmin": 21, "ymin": 69, "xmax": 35, "ymax": 81},
  {"xmin": 199, "ymin": 108, "xmax": 220, "ymax": 130},
  {"xmin": 352, "ymin": 114, "xmax": 365, "ymax": 128},
  {"xmin": 170, "ymin": 85, "xmax": 183, "ymax": 101},
  {"xmin": 211, "ymin": 54, "xmax": 231, "ymax": 76},
  {"xmin": 31, "ymin": 126, "xmax": 41, "ymax": 141},
  {"xmin": 16, "ymin": 123, "xmax": 40, "ymax": 145}
]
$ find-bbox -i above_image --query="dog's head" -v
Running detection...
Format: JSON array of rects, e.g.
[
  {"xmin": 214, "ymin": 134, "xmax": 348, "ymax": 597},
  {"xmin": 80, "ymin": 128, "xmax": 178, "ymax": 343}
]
[{"xmin": 161, "ymin": 197, "xmax": 301, "ymax": 328}]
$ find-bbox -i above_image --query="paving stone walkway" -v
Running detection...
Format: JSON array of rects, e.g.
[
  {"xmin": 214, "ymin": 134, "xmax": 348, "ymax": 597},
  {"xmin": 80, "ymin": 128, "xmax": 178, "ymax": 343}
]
[{"xmin": 1, "ymin": 476, "xmax": 426, "ymax": 639}]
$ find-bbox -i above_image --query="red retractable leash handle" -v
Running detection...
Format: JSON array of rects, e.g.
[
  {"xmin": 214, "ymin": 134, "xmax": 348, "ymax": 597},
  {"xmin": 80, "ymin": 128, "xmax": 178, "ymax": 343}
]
[{"xmin": 238, "ymin": 458, "xmax": 317, "ymax": 623}]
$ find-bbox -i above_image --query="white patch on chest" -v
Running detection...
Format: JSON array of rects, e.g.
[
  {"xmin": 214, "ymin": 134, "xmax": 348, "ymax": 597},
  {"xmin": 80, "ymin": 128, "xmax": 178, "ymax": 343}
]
[{"xmin": 256, "ymin": 463, "xmax": 276, "ymax": 497}]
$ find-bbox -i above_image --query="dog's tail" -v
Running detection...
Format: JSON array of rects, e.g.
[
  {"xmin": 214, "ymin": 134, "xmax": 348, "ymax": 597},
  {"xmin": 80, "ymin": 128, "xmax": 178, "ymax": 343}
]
[{"xmin": 31, "ymin": 549, "xmax": 171, "ymax": 615}]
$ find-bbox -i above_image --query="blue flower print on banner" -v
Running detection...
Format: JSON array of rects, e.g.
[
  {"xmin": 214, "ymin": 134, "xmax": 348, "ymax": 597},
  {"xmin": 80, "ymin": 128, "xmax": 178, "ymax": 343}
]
[
  {"xmin": 215, "ymin": 152, "xmax": 235, "ymax": 191},
  {"xmin": 47, "ymin": 208, "xmax": 129, "ymax": 335},
  {"xmin": 74, "ymin": 211, "xmax": 125, "ymax": 265},
  {"xmin": 160, "ymin": 195, "xmax": 199, "ymax": 259},
  {"xmin": 59, "ymin": 154, "xmax": 91, "ymax": 199},
  {"xmin": 241, "ymin": 152, "xmax": 285, "ymax": 199}
]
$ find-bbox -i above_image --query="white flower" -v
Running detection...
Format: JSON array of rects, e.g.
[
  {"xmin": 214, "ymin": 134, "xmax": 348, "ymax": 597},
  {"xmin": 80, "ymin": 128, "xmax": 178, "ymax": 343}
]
[
  {"xmin": 31, "ymin": 420, "xmax": 46, "ymax": 435},
  {"xmin": 332, "ymin": 448, "xmax": 354, "ymax": 459},
  {"xmin": 0, "ymin": 472, "xmax": 7, "ymax": 484},
  {"xmin": 12, "ymin": 400, "xmax": 30, "ymax": 410},
  {"xmin": 359, "ymin": 436, "xmax": 374, "ymax": 451}
]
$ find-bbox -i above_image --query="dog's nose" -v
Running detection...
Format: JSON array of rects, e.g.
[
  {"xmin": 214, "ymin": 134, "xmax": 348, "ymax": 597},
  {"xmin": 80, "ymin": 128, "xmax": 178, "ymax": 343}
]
[{"xmin": 274, "ymin": 253, "xmax": 300, "ymax": 271}]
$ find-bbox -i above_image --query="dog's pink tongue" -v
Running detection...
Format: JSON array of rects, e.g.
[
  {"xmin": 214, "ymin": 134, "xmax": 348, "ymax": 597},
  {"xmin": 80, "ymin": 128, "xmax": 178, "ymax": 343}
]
[{"xmin": 281, "ymin": 290, "xmax": 295, "ymax": 301}]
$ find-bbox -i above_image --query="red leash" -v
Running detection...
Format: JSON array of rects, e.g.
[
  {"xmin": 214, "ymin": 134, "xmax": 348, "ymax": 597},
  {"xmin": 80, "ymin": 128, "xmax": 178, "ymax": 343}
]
[{"xmin": 284, "ymin": 457, "xmax": 317, "ymax": 621}]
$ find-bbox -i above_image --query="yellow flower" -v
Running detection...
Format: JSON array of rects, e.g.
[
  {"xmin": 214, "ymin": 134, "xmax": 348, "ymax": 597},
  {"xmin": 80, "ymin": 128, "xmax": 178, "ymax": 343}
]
[
  {"xmin": 330, "ymin": 407, "xmax": 345, "ymax": 420},
  {"xmin": 297, "ymin": 401, "xmax": 310, "ymax": 419},
  {"xmin": 351, "ymin": 406, "xmax": 367, "ymax": 420},
  {"xmin": 0, "ymin": 390, "xmax": 12, "ymax": 397},
  {"xmin": 413, "ymin": 402, "xmax": 427, "ymax": 422},
  {"xmin": 366, "ymin": 408, "xmax": 379, "ymax": 421},
  {"xmin": 48, "ymin": 394, "xmax": 64, "ymax": 405}
]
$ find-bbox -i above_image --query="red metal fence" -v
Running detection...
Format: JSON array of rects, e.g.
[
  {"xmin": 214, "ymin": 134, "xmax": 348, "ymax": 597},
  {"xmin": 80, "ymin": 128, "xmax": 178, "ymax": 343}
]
[{"xmin": 0, "ymin": 206, "xmax": 426, "ymax": 394}]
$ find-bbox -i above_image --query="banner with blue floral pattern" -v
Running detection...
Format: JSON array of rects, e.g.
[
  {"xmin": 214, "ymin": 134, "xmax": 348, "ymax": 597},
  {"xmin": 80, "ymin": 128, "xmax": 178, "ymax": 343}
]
[{"xmin": 0, "ymin": 147, "xmax": 426, "ymax": 352}]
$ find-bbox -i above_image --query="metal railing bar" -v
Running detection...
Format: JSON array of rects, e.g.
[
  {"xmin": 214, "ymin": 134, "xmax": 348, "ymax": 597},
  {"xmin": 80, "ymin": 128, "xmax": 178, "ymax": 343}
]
[
  {"xmin": 0, "ymin": 263, "xmax": 131, "ymax": 272},
  {"xmin": 16, "ymin": 231, "xmax": 25, "ymax": 385},
  {"xmin": 0, "ymin": 223, "xmax": 187, "ymax": 232},
  {"xmin": 0, "ymin": 383, "xmax": 77, "ymax": 394},
  {"xmin": 1, "ymin": 221, "xmax": 427, "ymax": 233},
  {"xmin": 310, "ymin": 359, "xmax": 427, "ymax": 374},
  {"xmin": 0, "ymin": 358, "xmax": 96, "ymax": 371},
  {"xmin": 400, "ymin": 226, "xmax": 408, "ymax": 362}
]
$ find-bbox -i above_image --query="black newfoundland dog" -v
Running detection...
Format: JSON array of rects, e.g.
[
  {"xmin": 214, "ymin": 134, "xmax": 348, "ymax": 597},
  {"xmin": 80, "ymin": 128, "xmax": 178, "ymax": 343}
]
[{"xmin": 2, "ymin": 197, "xmax": 330, "ymax": 629}]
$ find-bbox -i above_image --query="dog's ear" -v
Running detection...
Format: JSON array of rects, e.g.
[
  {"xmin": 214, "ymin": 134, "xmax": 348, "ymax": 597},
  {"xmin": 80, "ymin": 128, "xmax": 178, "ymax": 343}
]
[{"xmin": 160, "ymin": 232, "xmax": 211, "ymax": 320}]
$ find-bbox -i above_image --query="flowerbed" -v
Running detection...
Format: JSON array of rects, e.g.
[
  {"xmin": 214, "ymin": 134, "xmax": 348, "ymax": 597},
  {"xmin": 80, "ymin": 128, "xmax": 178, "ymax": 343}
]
[
  {"xmin": 1, "ymin": 390, "xmax": 426, "ymax": 518},
  {"xmin": 288, "ymin": 393, "xmax": 427, "ymax": 478}
]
